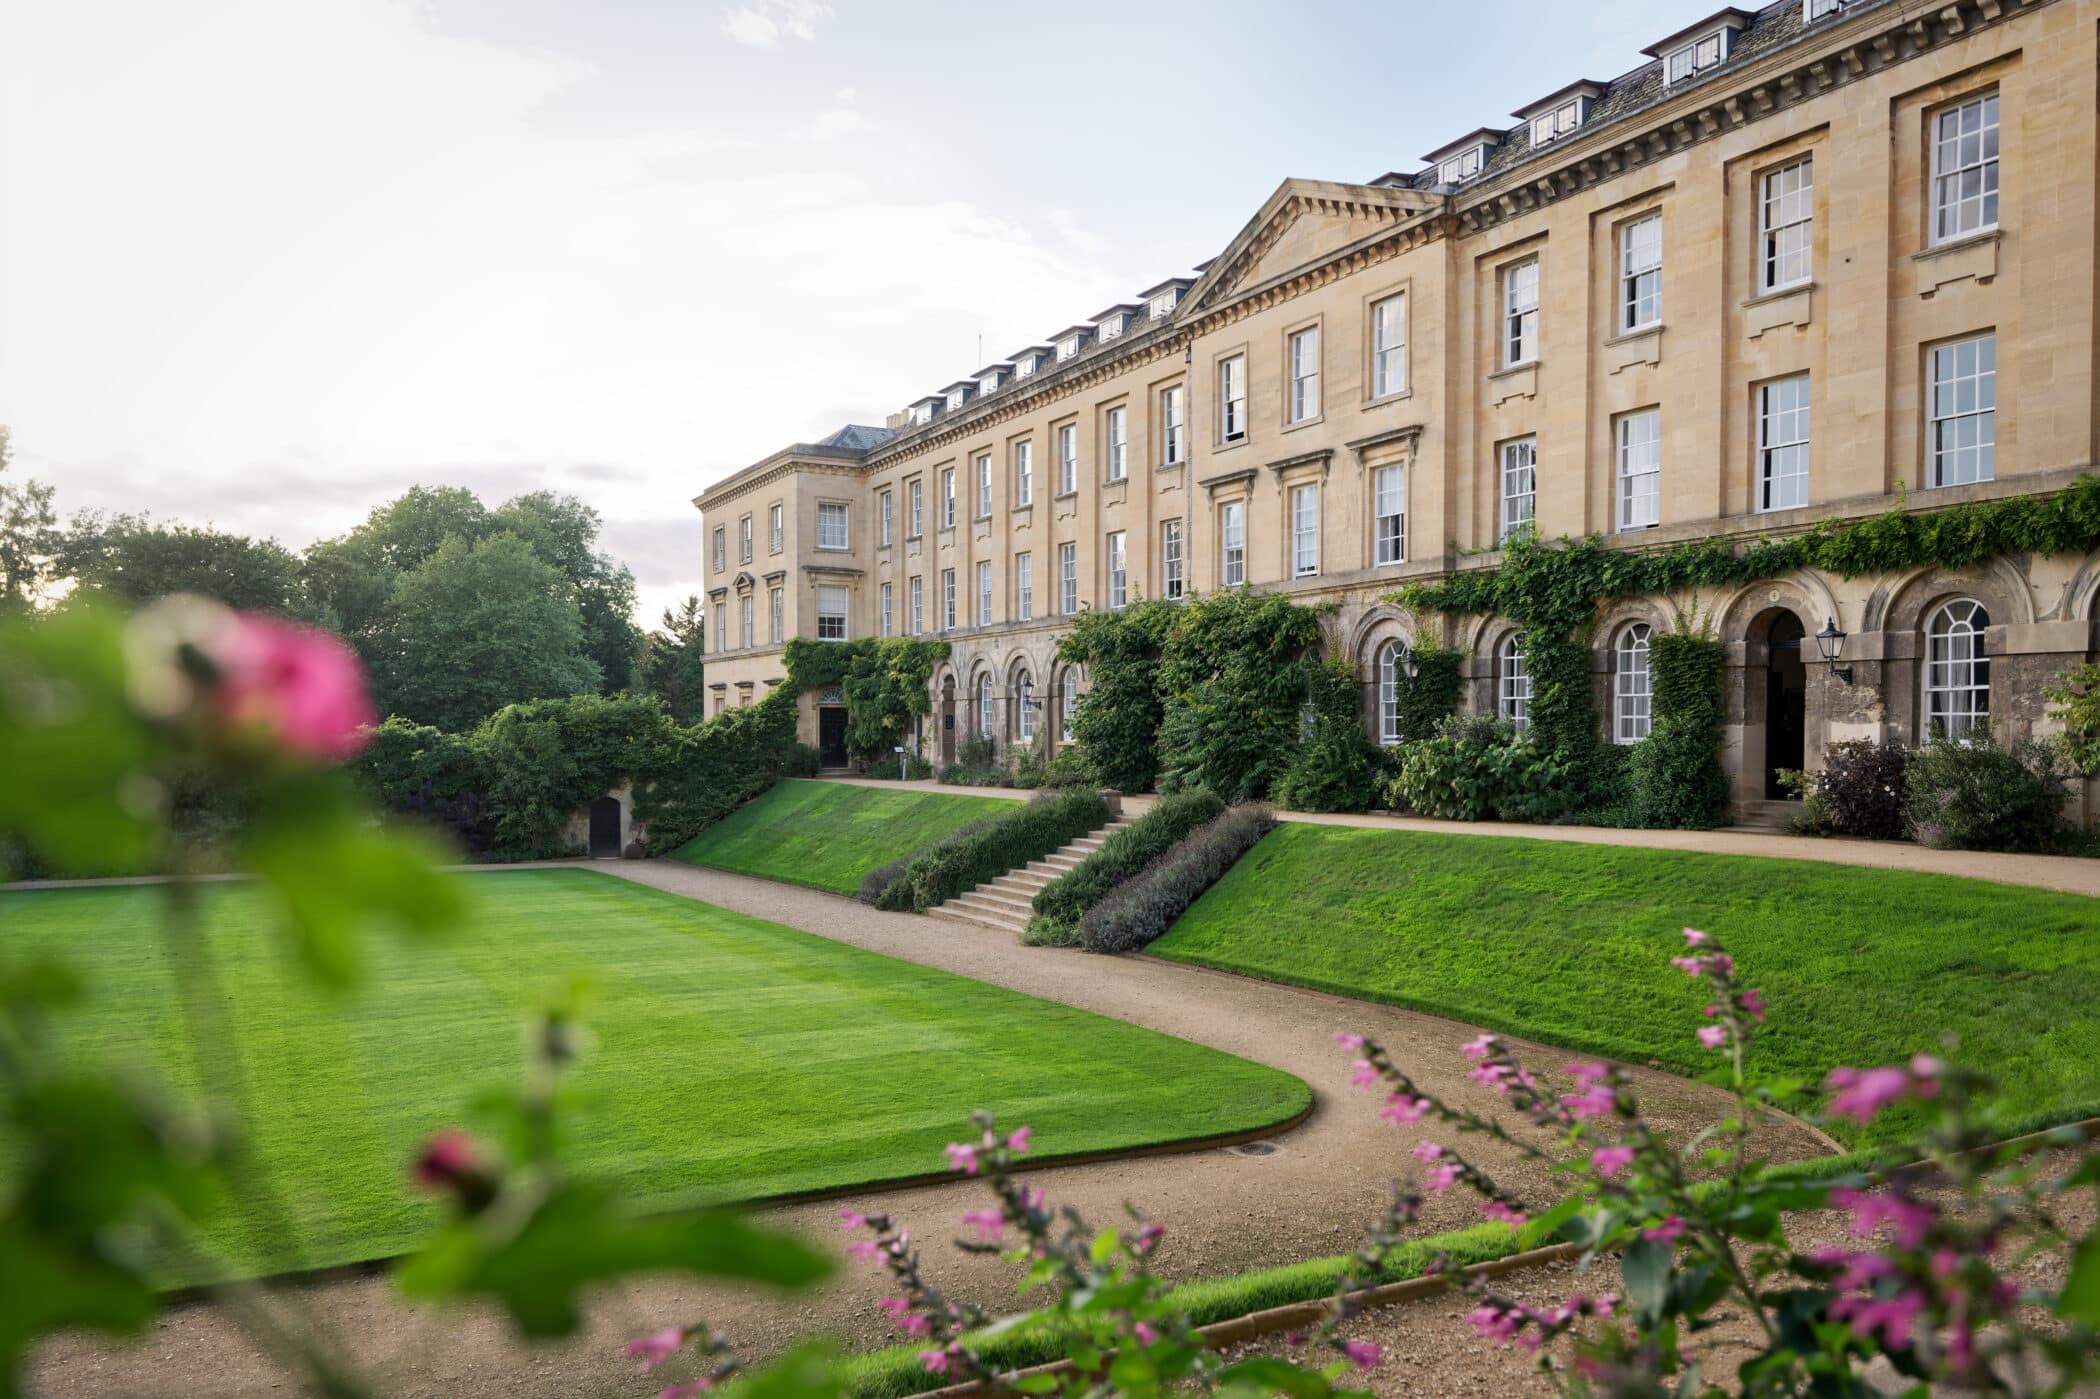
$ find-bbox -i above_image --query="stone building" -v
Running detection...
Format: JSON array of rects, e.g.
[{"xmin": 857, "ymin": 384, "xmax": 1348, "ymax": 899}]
[{"xmin": 694, "ymin": 0, "xmax": 2099, "ymax": 811}]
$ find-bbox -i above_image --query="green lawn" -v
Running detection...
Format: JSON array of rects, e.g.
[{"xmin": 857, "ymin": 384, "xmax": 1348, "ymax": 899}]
[
  {"xmin": 1150, "ymin": 823, "xmax": 2100, "ymax": 1144},
  {"xmin": 2, "ymin": 870, "xmax": 1306, "ymax": 1283},
  {"xmin": 669, "ymin": 780, "xmax": 1017, "ymax": 894}
]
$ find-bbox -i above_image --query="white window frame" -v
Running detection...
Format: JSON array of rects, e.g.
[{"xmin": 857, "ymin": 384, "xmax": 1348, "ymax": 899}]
[
  {"xmin": 978, "ymin": 559, "xmax": 993, "ymax": 625},
  {"xmin": 1060, "ymin": 673, "xmax": 1078, "ymax": 743},
  {"xmin": 1931, "ymin": 92, "xmax": 1999, "ymax": 246},
  {"xmin": 1059, "ymin": 541, "xmax": 1078, "ymax": 615},
  {"xmin": 909, "ymin": 576, "xmax": 923, "ymax": 636},
  {"xmin": 1928, "ymin": 333, "xmax": 1996, "ymax": 488},
  {"xmin": 1615, "ymin": 624, "xmax": 1652, "ymax": 744},
  {"xmin": 941, "ymin": 568, "xmax": 956, "ymax": 632},
  {"xmin": 1925, "ymin": 598, "xmax": 1991, "ymax": 741},
  {"xmin": 712, "ymin": 527, "xmax": 725, "ymax": 572},
  {"xmin": 815, "ymin": 502, "xmax": 848, "ymax": 552},
  {"xmin": 1502, "ymin": 258, "xmax": 1539, "ymax": 366},
  {"xmin": 740, "ymin": 595, "xmax": 753, "ymax": 648},
  {"xmin": 1619, "ymin": 214, "xmax": 1662, "ymax": 333},
  {"xmin": 1757, "ymin": 375, "xmax": 1811, "ymax": 513},
  {"xmin": 1665, "ymin": 30, "xmax": 1724, "ymax": 84},
  {"xmin": 880, "ymin": 490, "xmax": 893, "ymax": 548},
  {"xmin": 1371, "ymin": 293, "xmax": 1406, "ymax": 398},
  {"xmin": 1107, "ymin": 530, "xmax": 1128, "ymax": 609},
  {"xmin": 941, "ymin": 468, "xmax": 956, "ymax": 530},
  {"xmin": 1219, "ymin": 354, "xmax": 1247, "ymax": 442},
  {"xmin": 1016, "ymin": 551, "xmax": 1033, "ymax": 622},
  {"xmin": 769, "ymin": 503, "xmax": 783, "ymax": 554},
  {"xmin": 1015, "ymin": 440, "xmax": 1034, "ymax": 507},
  {"xmin": 1288, "ymin": 326, "xmax": 1320, "ymax": 423},
  {"xmin": 1220, "ymin": 500, "xmax": 1246, "ymax": 587},
  {"xmin": 1058, "ymin": 423, "xmax": 1078, "ymax": 494},
  {"xmin": 976, "ymin": 453, "xmax": 992, "ymax": 518},
  {"xmin": 1616, "ymin": 409, "xmax": 1661, "ymax": 532},
  {"xmin": 1161, "ymin": 519, "xmax": 1184, "ymax": 599},
  {"xmin": 1290, "ymin": 482, "xmax": 1319, "ymax": 578},
  {"xmin": 1376, "ymin": 639, "xmax": 1407, "ymax": 745},
  {"xmin": 879, "ymin": 581, "xmax": 894, "ymax": 637},
  {"xmin": 1499, "ymin": 635, "xmax": 1531, "ymax": 733},
  {"xmin": 716, "ymin": 603, "xmax": 726, "ymax": 653},
  {"xmin": 1499, "ymin": 438, "xmax": 1537, "ymax": 542},
  {"xmin": 1162, "ymin": 385, "xmax": 1185, "ymax": 463},
  {"xmin": 770, "ymin": 586, "xmax": 783, "ymax": 643},
  {"xmin": 1373, "ymin": 463, "xmax": 1405, "ymax": 565},
  {"xmin": 977, "ymin": 672, "xmax": 996, "ymax": 738},
  {"xmin": 1759, "ymin": 157, "xmax": 1814, "ymax": 293},
  {"xmin": 739, "ymin": 515, "xmax": 752, "ymax": 563},
  {"xmin": 816, "ymin": 585, "xmax": 849, "ymax": 641},
  {"xmin": 908, "ymin": 480, "xmax": 923, "ymax": 538},
  {"xmin": 1016, "ymin": 673, "xmax": 1035, "ymax": 743},
  {"xmin": 1106, "ymin": 406, "xmax": 1128, "ymax": 481}
]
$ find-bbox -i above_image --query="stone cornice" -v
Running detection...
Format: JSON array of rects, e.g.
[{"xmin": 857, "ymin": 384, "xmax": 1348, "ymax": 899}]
[
  {"xmin": 697, "ymin": 456, "xmax": 865, "ymax": 515},
  {"xmin": 1346, "ymin": 424, "xmax": 1425, "ymax": 458},
  {"xmin": 1452, "ymin": 0, "xmax": 2049, "ymax": 238}
]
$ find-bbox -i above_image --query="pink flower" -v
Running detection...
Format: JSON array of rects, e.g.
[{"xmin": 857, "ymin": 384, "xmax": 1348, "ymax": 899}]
[
  {"xmin": 1644, "ymin": 1215, "xmax": 1686, "ymax": 1245},
  {"xmin": 846, "ymin": 1240, "xmax": 881, "ymax": 1263},
  {"xmin": 1683, "ymin": 929, "xmax": 1710, "ymax": 946},
  {"xmin": 919, "ymin": 1349, "xmax": 954, "ymax": 1376},
  {"xmin": 960, "ymin": 1208, "xmax": 1003, "ymax": 1244},
  {"xmin": 1412, "ymin": 1140, "xmax": 1444, "ymax": 1163},
  {"xmin": 1481, "ymin": 1200, "xmax": 1526, "ymax": 1225},
  {"xmin": 626, "ymin": 1328, "xmax": 685, "ymax": 1371},
  {"xmin": 1340, "ymin": 1340, "xmax": 1383, "ymax": 1371},
  {"xmin": 1811, "ymin": 1247, "xmax": 1898, "ymax": 1291},
  {"xmin": 1566, "ymin": 1062, "xmax": 1609, "ymax": 1088},
  {"xmin": 1333, "ymin": 1032, "xmax": 1366, "ymax": 1050},
  {"xmin": 1697, "ymin": 1025, "xmax": 1728, "ymax": 1050},
  {"xmin": 1740, "ymin": 989, "xmax": 1767, "ymax": 1022},
  {"xmin": 1466, "ymin": 1304, "xmax": 1522, "ymax": 1342},
  {"xmin": 1006, "ymin": 1126, "xmax": 1032, "ymax": 1153},
  {"xmin": 413, "ymin": 1129, "xmax": 479, "ymax": 1189},
  {"xmin": 210, "ymin": 612, "xmax": 378, "ymax": 763},
  {"xmin": 1350, "ymin": 1059, "xmax": 1379, "ymax": 1090},
  {"xmin": 1831, "ymin": 1188, "xmax": 1935, "ymax": 1251},
  {"xmin": 660, "ymin": 1382, "xmax": 712, "ymax": 1399},
  {"xmin": 878, "ymin": 1298, "xmax": 912, "ymax": 1322},
  {"xmin": 1462, "ymin": 1034, "xmax": 1498, "ymax": 1060},
  {"xmin": 1134, "ymin": 1222, "xmax": 1166, "ymax": 1254},
  {"xmin": 1825, "ymin": 1066, "xmax": 1914, "ymax": 1124},
  {"xmin": 1670, "ymin": 956, "xmax": 1705, "ymax": 977},
  {"xmin": 1561, "ymin": 1084, "xmax": 1616, "ymax": 1121},
  {"xmin": 1590, "ymin": 1146, "xmax": 1636, "ymax": 1178},
  {"xmin": 837, "ymin": 1209, "xmax": 867, "ymax": 1230},
  {"xmin": 944, "ymin": 1142, "xmax": 979, "ymax": 1174},
  {"xmin": 1831, "ymin": 1289, "xmax": 1926, "ymax": 1349},
  {"xmin": 1424, "ymin": 1163, "xmax": 1460, "ymax": 1195},
  {"xmin": 1380, "ymin": 1094, "xmax": 1429, "ymax": 1126},
  {"xmin": 1133, "ymin": 1322, "xmax": 1160, "ymax": 1346}
]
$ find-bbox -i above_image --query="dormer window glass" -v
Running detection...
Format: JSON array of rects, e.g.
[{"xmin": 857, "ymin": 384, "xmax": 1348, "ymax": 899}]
[
  {"xmin": 1149, "ymin": 289, "xmax": 1179, "ymax": 319},
  {"xmin": 1805, "ymin": 0, "xmax": 1853, "ymax": 19},
  {"xmin": 1098, "ymin": 317, "xmax": 1124, "ymax": 341},
  {"xmin": 1666, "ymin": 30, "xmax": 1727, "ymax": 84},
  {"xmin": 946, "ymin": 387, "xmax": 970, "ymax": 412},
  {"xmin": 1530, "ymin": 99, "xmax": 1584, "ymax": 146},
  {"xmin": 1057, "ymin": 333, "xmax": 1085, "ymax": 361},
  {"xmin": 1437, "ymin": 147, "xmax": 1486, "ymax": 184},
  {"xmin": 1016, "ymin": 357, "xmax": 1036, "ymax": 378}
]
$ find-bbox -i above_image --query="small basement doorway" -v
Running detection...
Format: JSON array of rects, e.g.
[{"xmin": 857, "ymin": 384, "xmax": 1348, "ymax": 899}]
[
  {"xmin": 1763, "ymin": 612, "xmax": 1806, "ymax": 798},
  {"xmin": 587, "ymin": 796, "xmax": 622, "ymax": 858},
  {"xmin": 818, "ymin": 705, "xmax": 849, "ymax": 767}
]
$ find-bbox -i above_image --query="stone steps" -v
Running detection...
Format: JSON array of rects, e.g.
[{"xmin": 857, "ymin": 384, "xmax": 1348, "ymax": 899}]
[
  {"xmin": 1728, "ymin": 798, "xmax": 1801, "ymax": 833},
  {"xmin": 923, "ymin": 818, "xmax": 1131, "ymax": 936}
]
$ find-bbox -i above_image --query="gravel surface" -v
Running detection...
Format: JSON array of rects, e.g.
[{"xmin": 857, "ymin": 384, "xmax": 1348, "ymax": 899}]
[{"xmin": 28, "ymin": 861, "xmax": 1832, "ymax": 1398}]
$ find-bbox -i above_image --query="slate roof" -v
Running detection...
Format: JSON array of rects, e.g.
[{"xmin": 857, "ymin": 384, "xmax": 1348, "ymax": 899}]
[{"xmin": 813, "ymin": 424, "xmax": 897, "ymax": 454}]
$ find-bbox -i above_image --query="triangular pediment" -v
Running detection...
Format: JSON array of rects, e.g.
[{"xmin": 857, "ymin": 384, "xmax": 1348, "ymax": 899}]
[{"xmin": 1182, "ymin": 178, "xmax": 1444, "ymax": 316}]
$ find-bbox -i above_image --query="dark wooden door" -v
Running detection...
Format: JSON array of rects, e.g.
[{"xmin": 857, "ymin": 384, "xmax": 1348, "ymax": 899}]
[
  {"xmin": 587, "ymin": 797, "xmax": 622, "ymax": 857},
  {"xmin": 819, "ymin": 707, "xmax": 848, "ymax": 767}
]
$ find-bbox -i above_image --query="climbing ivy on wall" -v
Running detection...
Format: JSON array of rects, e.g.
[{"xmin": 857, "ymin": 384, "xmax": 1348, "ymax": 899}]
[
  {"xmin": 782, "ymin": 637, "xmax": 950, "ymax": 760},
  {"xmin": 1393, "ymin": 476, "xmax": 2100, "ymax": 789},
  {"xmin": 1390, "ymin": 640, "xmax": 1464, "ymax": 744}
]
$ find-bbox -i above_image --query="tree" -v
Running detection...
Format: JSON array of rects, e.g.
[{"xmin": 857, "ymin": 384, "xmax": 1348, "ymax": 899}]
[
  {"xmin": 371, "ymin": 533, "xmax": 601, "ymax": 731},
  {"xmin": 60, "ymin": 512, "xmax": 309, "ymax": 616},
  {"xmin": 642, "ymin": 595, "xmax": 707, "ymax": 723},
  {"xmin": 0, "ymin": 426, "xmax": 60, "ymax": 616},
  {"xmin": 496, "ymin": 491, "xmax": 643, "ymax": 693}
]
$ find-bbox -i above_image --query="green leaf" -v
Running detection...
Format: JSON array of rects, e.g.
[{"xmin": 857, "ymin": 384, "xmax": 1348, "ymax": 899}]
[
  {"xmin": 0, "ymin": 1223, "xmax": 159, "ymax": 1397},
  {"xmin": 733, "ymin": 1341, "xmax": 844, "ymax": 1399},
  {"xmin": 2058, "ymin": 1230, "xmax": 2100, "ymax": 1326},
  {"xmin": 1011, "ymin": 1375, "xmax": 1062, "ymax": 1394},
  {"xmin": 1623, "ymin": 1234, "xmax": 1673, "ymax": 1326},
  {"xmin": 1214, "ymin": 1357, "xmax": 1337, "ymax": 1399},
  {"xmin": 1090, "ymin": 1228, "xmax": 1119, "ymax": 1265},
  {"xmin": 396, "ymin": 1183, "xmax": 831, "ymax": 1336}
]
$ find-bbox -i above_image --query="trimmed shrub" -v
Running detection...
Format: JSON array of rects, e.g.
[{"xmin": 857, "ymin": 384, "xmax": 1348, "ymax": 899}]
[
  {"xmin": 1903, "ymin": 731, "xmax": 2068, "ymax": 853},
  {"xmin": 633, "ymin": 684, "xmax": 801, "ymax": 851},
  {"xmin": 1391, "ymin": 642, "xmax": 1463, "ymax": 744},
  {"xmin": 1812, "ymin": 739, "xmax": 1909, "ymax": 840},
  {"xmin": 938, "ymin": 733, "xmax": 1011, "ymax": 787},
  {"xmin": 1025, "ymin": 789, "xmax": 1226, "ymax": 946},
  {"xmin": 1393, "ymin": 713, "xmax": 1573, "ymax": 822},
  {"xmin": 1271, "ymin": 660, "xmax": 1380, "ymax": 814},
  {"xmin": 1626, "ymin": 716, "xmax": 1731, "ymax": 831},
  {"xmin": 882, "ymin": 788, "xmax": 1110, "ymax": 913},
  {"xmin": 1058, "ymin": 601, "xmax": 1177, "ymax": 792},
  {"xmin": 861, "ymin": 754, "xmax": 933, "ymax": 781},
  {"xmin": 1042, "ymin": 746, "xmax": 1098, "ymax": 789},
  {"xmin": 1079, "ymin": 805, "xmax": 1278, "ymax": 955},
  {"xmin": 1155, "ymin": 591, "xmax": 1327, "ymax": 802},
  {"xmin": 855, "ymin": 808, "xmax": 1008, "ymax": 905}
]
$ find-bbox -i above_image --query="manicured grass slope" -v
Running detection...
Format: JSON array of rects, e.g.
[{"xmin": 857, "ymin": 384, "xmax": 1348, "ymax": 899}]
[
  {"xmin": 2, "ymin": 871, "xmax": 1306, "ymax": 1282},
  {"xmin": 1151, "ymin": 824, "xmax": 2100, "ymax": 1143},
  {"xmin": 670, "ymin": 780, "xmax": 1015, "ymax": 893}
]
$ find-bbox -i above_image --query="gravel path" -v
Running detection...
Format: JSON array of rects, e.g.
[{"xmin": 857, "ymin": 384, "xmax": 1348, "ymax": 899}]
[{"xmin": 27, "ymin": 862, "xmax": 1832, "ymax": 1398}]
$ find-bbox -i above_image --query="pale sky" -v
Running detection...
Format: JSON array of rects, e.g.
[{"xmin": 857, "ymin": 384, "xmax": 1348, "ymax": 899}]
[{"xmin": 1, "ymin": 0, "xmax": 1700, "ymax": 624}]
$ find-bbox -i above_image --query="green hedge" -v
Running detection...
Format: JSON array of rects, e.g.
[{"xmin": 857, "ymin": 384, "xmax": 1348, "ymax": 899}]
[
  {"xmin": 1079, "ymin": 804, "xmax": 1277, "ymax": 955},
  {"xmin": 1271, "ymin": 659, "xmax": 1379, "ymax": 813},
  {"xmin": 874, "ymin": 788, "xmax": 1109, "ymax": 913},
  {"xmin": 1627, "ymin": 631, "xmax": 1729, "ymax": 829},
  {"xmin": 633, "ymin": 685, "xmax": 804, "ymax": 852},
  {"xmin": 784, "ymin": 636, "xmax": 950, "ymax": 760},
  {"xmin": 1024, "ymin": 789, "xmax": 1225, "ymax": 946}
]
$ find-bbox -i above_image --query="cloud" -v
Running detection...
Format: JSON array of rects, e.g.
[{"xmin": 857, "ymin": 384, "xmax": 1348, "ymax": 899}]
[
  {"xmin": 720, "ymin": 0, "xmax": 832, "ymax": 49},
  {"xmin": 0, "ymin": 0, "xmax": 1126, "ymax": 622}
]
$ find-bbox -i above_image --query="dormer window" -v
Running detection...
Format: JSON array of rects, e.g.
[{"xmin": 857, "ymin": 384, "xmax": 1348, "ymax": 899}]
[
  {"xmin": 1009, "ymin": 346, "xmax": 1051, "ymax": 379},
  {"xmin": 942, "ymin": 382, "xmax": 975, "ymax": 413},
  {"xmin": 1805, "ymin": 0, "xmax": 1854, "ymax": 18},
  {"xmin": 1437, "ymin": 147, "xmax": 1487, "ymax": 183},
  {"xmin": 1667, "ymin": 31, "xmax": 1725, "ymax": 82},
  {"xmin": 908, "ymin": 396, "xmax": 944, "ymax": 428},
  {"xmin": 1515, "ymin": 83, "xmax": 1601, "ymax": 150},
  {"xmin": 1150, "ymin": 290, "xmax": 1178, "ymax": 318},
  {"xmin": 976, "ymin": 365, "xmax": 1011, "ymax": 397},
  {"xmin": 1647, "ymin": 11, "xmax": 1752, "ymax": 84},
  {"xmin": 1054, "ymin": 327, "xmax": 1091, "ymax": 361},
  {"xmin": 1531, "ymin": 100, "xmax": 1585, "ymax": 145}
]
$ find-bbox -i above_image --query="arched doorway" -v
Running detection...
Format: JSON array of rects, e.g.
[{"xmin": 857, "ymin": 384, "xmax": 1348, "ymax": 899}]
[
  {"xmin": 816, "ymin": 685, "xmax": 848, "ymax": 768},
  {"xmin": 1761, "ymin": 611, "xmax": 1806, "ymax": 798},
  {"xmin": 587, "ymin": 796, "xmax": 622, "ymax": 858},
  {"xmin": 939, "ymin": 676, "xmax": 957, "ymax": 765}
]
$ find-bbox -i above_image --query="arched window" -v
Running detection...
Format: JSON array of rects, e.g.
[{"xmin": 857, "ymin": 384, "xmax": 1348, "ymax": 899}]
[
  {"xmin": 977, "ymin": 672, "xmax": 996, "ymax": 739},
  {"xmin": 1499, "ymin": 634, "xmax": 1531, "ymax": 733},
  {"xmin": 1925, "ymin": 599, "xmax": 1990, "ymax": 740},
  {"xmin": 1016, "ymin": 672, "xmax": 1035, "ymax": 742},
  {"xmin": 1615, "ymin": 624, "xmax": 1653, "ymax": 744},
  {"xmin": 1376, "ymin": 639, "xmax": 1407, "ymax": 745},
  {"xmin": 1060, "ymin": 672, "xmax": 1079, "ymax": 744}
]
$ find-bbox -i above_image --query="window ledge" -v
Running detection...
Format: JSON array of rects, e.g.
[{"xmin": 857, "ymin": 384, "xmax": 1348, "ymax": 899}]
[
  {"xmin": 1282, "ymin": 414, "xmax": 1325, "ymax": 434},
  {"xmin": 1912, "ymin": 228, "xmax": 2001, "ymax": 298},
  {"xmin": 814, "ymin": 545, "xmax": 852, "ymax": 553},
  {"xmin": 1488, "ymin": 360, "xmax": 1540, "ymax": 381},
  {"xmin": 1213, "ymin": 436, "xmax": 1249, "ymax": 454},
  {"xmin": 1157, "ymin": 459, "xmax": 1188, "ymax": 473},
  {"xmin": 1488, "ymin": 362, "xmax": 1539, "ymax": 406},
  {"xmin": 1742, "ymin": 283, "xmax": 1813, "ymax": 338},
  {"xmin": 1603, "ymin": 325, "xmax": 1662, "ymax": 375},
  {"xmin": 1362, "ymin": 387, "xmax": 1413, "ymax": 409},
  {"xmin": 1053, "ymin": 490, "xmax": 1078, "ymax": 502}
]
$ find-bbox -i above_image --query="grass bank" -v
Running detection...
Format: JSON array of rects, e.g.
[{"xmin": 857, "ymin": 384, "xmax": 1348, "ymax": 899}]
[
  {"xmin": 0, "ymin": 869, "xmax": 1307, "ymax": 1283},
  {"xmin": 668, "ymin": 779, "xmax": 1015, "ymax": 894},
  {"xmin": 1150, "ymin": 823, "xmax": 2100, "ymax": 1144}
]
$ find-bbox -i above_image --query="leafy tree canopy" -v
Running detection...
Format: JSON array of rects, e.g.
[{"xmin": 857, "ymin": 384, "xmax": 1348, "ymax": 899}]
[
  {"xmin": 0, "ymin": 426, "xmax": 60, "ymax": 617},
  {"xmin": 60, "ymin": 512, "xmax": 310, "ymax": 617}
]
